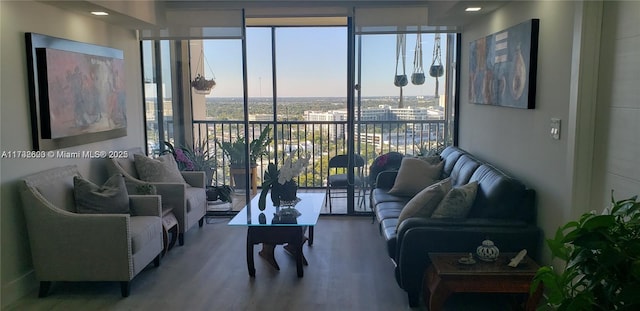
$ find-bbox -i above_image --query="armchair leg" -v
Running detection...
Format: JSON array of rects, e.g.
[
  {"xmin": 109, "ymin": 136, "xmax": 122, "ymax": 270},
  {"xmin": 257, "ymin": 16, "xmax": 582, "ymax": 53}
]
[
  {"xmin": 120, "ymin": 281, "xmax": 130, "ymax": 297},
  {"xmin": 154, "ymin": 254, "xmax": 161, "ymax": 267},
  {"xmin": 199, "ymin": 217, "xmax": 204, "ymax": 227},
  {"xmin": 179, "ymin": 233, "xmax": 185, "ymax": 246},
  {"xmin": 38, "ymin": 281, "xmax": 51, "ymax": 298}
]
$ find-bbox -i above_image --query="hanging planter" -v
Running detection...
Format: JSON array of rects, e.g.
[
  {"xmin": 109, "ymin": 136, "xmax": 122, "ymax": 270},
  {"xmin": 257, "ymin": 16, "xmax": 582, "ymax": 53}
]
[
  {"xmin": 429, "ymin": 34, "xmax": 444, "ymax": 78},
  {"xmin": 191, "ymin": 49, "xmax": 217, "ymax": 95},
  {"xmin": 411, "ymin": 33, "xmax": 426, "ymax": 85},
  {"xmin": 394, "ymin": 34, "xmax": 408, "ymax": 87},
  {"xmin": 191, "ymin": 74, "xmax": 216, "ymax": 95}
]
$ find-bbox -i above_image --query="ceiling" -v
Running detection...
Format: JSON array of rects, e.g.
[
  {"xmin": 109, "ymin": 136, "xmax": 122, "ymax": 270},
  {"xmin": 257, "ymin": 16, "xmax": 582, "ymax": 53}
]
[{"xmin": 43, "ymin": 0, "xmax": 508, "ymax": 31}]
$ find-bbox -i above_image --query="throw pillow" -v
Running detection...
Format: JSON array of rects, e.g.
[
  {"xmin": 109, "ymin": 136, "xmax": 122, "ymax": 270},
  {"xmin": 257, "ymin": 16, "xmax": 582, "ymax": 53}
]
[
  {"xmin": 388, "ymin": 157, "xmax": 444, "ymax": 197},
  {"xmin": 74, "ymin": 174, "xmax": 129, "ymax": 214},
  {"xmin": 431, "ymin": 181, "xmax": 478, "ymax": 218},
  {"xmin": 396, "ymin": 177, "xmax": 452, "ymax": 229},
  {"xmin": 134, "ymin": 154, "xmax": 186, "ymax": 183}
]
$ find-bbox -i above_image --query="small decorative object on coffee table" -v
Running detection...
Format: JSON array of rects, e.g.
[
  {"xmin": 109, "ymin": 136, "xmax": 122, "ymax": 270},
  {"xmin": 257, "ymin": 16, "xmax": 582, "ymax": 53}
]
[{"xmin": 476, "ymin": 239, "xmax": 500, "ymax": 262}]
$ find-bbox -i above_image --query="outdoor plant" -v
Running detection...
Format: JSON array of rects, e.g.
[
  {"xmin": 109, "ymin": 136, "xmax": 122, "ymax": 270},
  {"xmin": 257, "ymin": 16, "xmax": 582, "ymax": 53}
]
[
  {"xmin": 216, "ymin": 126, "xmax": 272, "ymax": 167},
  {"xmin": 532, "ymin": 192, "xmax": 640, "ymax": 311},
  {"xmin": 163, "ymin": 139, "xmax": 216, "ymax": 172}
]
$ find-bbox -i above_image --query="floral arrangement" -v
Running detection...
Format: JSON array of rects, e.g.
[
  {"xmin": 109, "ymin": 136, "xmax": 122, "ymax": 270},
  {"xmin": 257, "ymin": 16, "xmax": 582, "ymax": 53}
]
[
  {"xmin": 163, "ymin": 140, "xmax": 216, "ymax": 172},
  {"xmin": 258, "ymin": 154, "xmax": 310, "ymax": 210}
]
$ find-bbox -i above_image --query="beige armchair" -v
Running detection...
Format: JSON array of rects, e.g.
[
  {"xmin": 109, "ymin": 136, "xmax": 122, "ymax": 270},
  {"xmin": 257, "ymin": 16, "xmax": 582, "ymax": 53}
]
[
  {"xmin": 106, "ymin": 147, "xmax": 206, "ymax": 245},
  {"xmin": 19, "ymin": 165, "xmax": 163, "ymax": 297}
]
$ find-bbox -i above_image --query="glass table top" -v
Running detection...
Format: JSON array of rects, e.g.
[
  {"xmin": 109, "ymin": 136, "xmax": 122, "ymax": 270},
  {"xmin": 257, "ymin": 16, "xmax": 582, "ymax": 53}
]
[{"xmin": 228, "ymin": 192, "xmax": 324, "ymax": 226}]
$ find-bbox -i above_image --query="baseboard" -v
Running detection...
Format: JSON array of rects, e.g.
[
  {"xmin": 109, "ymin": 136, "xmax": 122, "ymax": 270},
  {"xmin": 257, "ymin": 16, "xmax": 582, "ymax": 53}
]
[{"xmin": 1, "ymin": 270, "xmax": 37, "ymax": 308}]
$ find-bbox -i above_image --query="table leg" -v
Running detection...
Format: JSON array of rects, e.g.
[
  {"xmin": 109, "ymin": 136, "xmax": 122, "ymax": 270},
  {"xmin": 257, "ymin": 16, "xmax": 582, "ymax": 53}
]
[
  {"xmin": 296, "ymin": 243, "xmax": 304, "ymax": 277},
  {"xmin": 246, "ymin": 231, "xmax": 255, "ymax": 277},
  {"xmin": 308, "ymin": 226, "xmax": 314, "ymax": 246}
]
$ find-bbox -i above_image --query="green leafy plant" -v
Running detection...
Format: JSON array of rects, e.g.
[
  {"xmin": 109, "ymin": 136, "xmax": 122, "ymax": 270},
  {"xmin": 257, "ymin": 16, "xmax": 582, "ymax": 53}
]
[
  {"xmin": 532, "ymin": 193, "xmax": 640, "ymax": 311},
  {"xmin": 163, "ymin": 139, "xmax": 217, "ymax": 172},
  {"xmin": 215, "ymin": 126, "xmax": 272, "ymax": 167}
]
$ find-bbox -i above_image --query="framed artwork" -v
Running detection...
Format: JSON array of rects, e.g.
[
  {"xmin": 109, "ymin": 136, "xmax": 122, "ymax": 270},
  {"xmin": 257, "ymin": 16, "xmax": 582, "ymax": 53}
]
[
  {"xmin": 469, "ymin": 19, "xmax": 539, "ymax": 109},
  {"xmin": 25, "ymin": 33, "xmax": 127, "ymax": 151}
]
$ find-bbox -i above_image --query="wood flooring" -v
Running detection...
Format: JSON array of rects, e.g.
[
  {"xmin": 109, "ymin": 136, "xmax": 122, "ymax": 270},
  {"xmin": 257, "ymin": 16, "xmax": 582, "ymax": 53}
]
[
  {"xmin": 5, "ymin": 216, "xmax": 411, "ymax": 311},
  {"xmin": 6, "ymin": 215, "xmax": 522, "ymax": 311}
]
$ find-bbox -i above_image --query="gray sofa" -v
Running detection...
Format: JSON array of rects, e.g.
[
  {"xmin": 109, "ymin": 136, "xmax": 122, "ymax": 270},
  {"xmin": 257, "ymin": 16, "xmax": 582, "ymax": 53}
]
[
  {"xmin": 371, "ymin": 146, "xmax": 541, "ymax": 307},
  {"xmin": 19, "ymin": 165, "xmax": 163, "ymax": 297}
]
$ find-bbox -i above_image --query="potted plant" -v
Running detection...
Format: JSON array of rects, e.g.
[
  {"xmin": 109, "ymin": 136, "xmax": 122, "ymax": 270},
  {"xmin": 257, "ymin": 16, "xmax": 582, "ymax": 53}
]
[
  {"xmin": 258, "ymin": 154, "xmax": 310, "ymax": 211},
  {"xmin": 215, "ymin": 126, "xmax": 272, "ymax": 193},
  {"xmin": 531, "ymin": 192, "xmax": 640, "ymax": 310},
  {"xmin": 163, "ymin": 139, "xmax": 232, "ymax": 203}
]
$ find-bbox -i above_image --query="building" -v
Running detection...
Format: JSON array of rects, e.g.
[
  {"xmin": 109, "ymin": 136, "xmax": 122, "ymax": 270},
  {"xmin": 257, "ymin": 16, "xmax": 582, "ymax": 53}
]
[{"xmin": 1, "ymin": 0, "xmax": 639, "ymax": 307}]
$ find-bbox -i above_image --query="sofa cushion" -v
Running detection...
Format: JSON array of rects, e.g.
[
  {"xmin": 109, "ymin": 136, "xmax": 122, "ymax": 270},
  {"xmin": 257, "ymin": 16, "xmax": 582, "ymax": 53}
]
[
  {"xmin": 440, "ymin": 147, "xmax": 464, "ymax": 179},
  {"xmin": 134, "ymin": 154, "xmax": 186, "ymax": 183},
  {"xmin": 375, "ymin": 201, "xmax": 406, "ymax": 223},
  {"xmin": 432, "ymin": 181, "xmax": 478, "ymax": 218},
  {"xmin": 74, "ymin": 174, "xmax": 130, "ymax": 214},
  {"xmin": 468, "ymin": 164, "xmax": 528, "ymax": 220},
  {"xmin": 380, "ymin": 218, "xmax": 399, "ymax": 259},
  {"xmin": 129, "ymin": 216, "xmax": 162, "ymax": 254},
  {"xmin": 388, "ymin": 157, "xmax": 444, "ymax": 197},
  {"xmin": 450, "ymin": 154, "xmax": 482, "ymax": 187},
  {"xmin": 397, "ymin": 178, "xmax": 452, "ymax": 228},
  {"xmin": 372, "ymin": 188, "xmax": 409, "ymax": 205}
]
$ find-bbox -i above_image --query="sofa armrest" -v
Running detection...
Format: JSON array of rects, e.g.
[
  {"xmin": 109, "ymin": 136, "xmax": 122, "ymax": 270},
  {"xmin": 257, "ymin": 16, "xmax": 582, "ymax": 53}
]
[
  {"xmin": 181, "ymin": 171, "xmax": 206, "ymax": 188},
  {"xmin": 375, "ymin": 170, "xmax": 398, "ymax": 190},
  {"xmin": 129, "ymin": 195, "xmax": 162, "ymax": 217},
  {"xmin": 393, "ymin": 217, "xmax": 541, "ymax": 298}
]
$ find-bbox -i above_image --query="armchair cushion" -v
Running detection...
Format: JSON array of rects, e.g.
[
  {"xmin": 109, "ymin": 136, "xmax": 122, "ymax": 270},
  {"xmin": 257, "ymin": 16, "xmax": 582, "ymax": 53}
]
[
  {"xmin": 185, "ymin": 186, "xmax": 206, "ymax": 213},
  {"xmin": 130, "ymin": 216, "xmax": 162, "ymax": 253},
  {"xmin": 73, "ymin": 174, "xmax": 129, "ymax": 214},
  {"xmin": 134, "ymin": 154, "xmax": 185, "ymax": 183},
  {"xmin": 388, "ymin": 157, "xmax": 444, "ymax": 197}
]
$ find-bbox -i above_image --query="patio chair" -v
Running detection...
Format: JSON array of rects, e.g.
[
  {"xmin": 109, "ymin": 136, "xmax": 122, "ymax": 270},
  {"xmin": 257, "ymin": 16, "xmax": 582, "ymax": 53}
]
[{"xmin": 324, "ymin": 154, "xmax": 366, "ymax": 213}]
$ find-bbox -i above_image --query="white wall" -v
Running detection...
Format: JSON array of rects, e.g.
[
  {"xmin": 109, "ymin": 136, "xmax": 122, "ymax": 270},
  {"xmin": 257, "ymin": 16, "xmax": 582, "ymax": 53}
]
[
  {"xmin": 459, "ymin": 0, "xmax": 640, "ymax": 267},
  {"xmin": 591, "ymin": 1, "xmax": 640, "ymax": 206},
  {"xmin": 0, "ymin": 1, "xmax": 145, "ymax": 306},
  {"xmin": 459, "ymin": 1, "xmax": 577, "ymax": 260}
]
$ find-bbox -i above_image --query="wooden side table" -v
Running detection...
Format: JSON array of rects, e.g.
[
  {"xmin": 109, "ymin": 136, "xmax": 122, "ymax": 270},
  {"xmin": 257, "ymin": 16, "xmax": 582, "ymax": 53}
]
[
  {"xmin": 162, "ymin": 209, "xmax": 179, "ymax": 255},
  {"xmin": 423, "ymin": 253, "xmax": 543, "ymax": 311}
]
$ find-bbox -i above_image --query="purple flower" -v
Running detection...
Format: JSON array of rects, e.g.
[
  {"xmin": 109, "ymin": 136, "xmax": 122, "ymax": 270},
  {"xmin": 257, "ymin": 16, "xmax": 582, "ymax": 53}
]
[{"xmin": 175, "ymin": 149, "xmax": 195, "ymax": 170}]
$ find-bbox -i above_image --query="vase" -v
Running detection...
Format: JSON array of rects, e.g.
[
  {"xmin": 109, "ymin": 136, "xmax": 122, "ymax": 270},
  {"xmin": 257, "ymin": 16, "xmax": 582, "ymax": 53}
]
[
  {"xmin": 271, "ymin": 180, "xmax": 298, "ymax": 207},
  {"xmin": 476, "ymin": 239, "xmax": 500, "ymax": 262}
]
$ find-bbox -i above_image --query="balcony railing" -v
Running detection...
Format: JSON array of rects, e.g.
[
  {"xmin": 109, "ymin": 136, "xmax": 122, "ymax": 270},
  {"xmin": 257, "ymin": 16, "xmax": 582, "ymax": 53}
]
[
  {"xmin": 182, "ymin": 119, "xmax": 448, "ymax": 189},
  {"xmin": 185, "ymin": 120, "xmax": 446, "ymax": 188}
]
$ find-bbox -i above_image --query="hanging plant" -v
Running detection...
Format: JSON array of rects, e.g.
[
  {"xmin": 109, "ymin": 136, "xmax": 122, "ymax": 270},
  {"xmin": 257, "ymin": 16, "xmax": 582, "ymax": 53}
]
[
  {"xmin": 191, "ymin": 74, "xmax": 216, "ymax": 95},
  {"xmin": 429, "ymin": 34, "xmax": 444, "ymax": 78},
  {"xmin": 394, "ymin": 33, "xmax": 408, "ymax": 87},
  {"xmin": 411, "ymin": 33, "xmax": 426, "ymax": 85},
  {"xmin": 191, "ymin": 49, "xmax": 217, "ymax": 95}
]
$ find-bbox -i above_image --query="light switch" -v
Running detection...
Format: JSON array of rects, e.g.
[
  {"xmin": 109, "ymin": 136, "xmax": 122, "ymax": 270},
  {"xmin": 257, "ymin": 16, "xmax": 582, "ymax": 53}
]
[{"xmin": 550, "ymin": 118, "xmax": 561, "ymax": 140}]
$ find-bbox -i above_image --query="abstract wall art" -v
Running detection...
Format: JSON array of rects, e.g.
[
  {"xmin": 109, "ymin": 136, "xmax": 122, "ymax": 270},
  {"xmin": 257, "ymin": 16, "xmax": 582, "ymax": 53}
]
[
  {"xmin": 469, "ymin": 19, "xmax": 539, "ymax": 109},
  {"xmin": 25, "ymin": 33, "xmax": 127, "ymax": 150}
]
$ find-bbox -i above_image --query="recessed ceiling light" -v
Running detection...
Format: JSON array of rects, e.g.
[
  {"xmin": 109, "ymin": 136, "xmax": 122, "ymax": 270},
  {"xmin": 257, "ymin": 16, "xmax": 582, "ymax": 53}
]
[
  {"xmin": 91, "ymin": 11, "xmax": 109, "ymax": 16},
  {"xmin": 465, "ymin": 7, "xmax": 482, "ymax": 12}
]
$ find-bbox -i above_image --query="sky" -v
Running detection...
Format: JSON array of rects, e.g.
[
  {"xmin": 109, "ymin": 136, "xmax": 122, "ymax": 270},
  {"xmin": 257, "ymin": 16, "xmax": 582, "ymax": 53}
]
[
  {"xmin": 145, "ymin": 27, "xmax": 449, "ymax": 98},
  {"xmin": 203, "ymin": 27, "xmax": 448, "ymax": 98}
]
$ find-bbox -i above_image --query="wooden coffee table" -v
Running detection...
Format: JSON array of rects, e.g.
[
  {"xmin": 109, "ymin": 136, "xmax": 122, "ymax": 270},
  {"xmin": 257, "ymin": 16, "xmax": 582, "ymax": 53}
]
[
  {"xmin": 229, "ymin": 192, "xmax": 323, "ymax": 277},
  {"xmin": 423, "ymin": 252, "xmax": 543, "ymax": 311}
]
